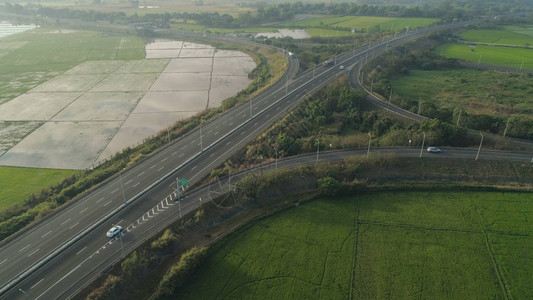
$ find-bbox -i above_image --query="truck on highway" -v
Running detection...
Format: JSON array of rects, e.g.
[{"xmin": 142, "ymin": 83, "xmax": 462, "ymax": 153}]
[{"xmin": 323, "ymin": 59, "xmax": 334, "ymax": 67}]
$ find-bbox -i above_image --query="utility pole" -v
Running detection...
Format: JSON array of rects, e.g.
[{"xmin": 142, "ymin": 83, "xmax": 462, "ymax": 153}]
[
  {"xmin": 316, "ymin": 139, "xmax": 319, "ymax": 164},
  {"xmin": 176, "ymin": 178, "xmax": 182, "ymax": 218},
  {"xmin": 520, "ymin": 57, "xmax": 524, "ymax": 70},
  {"xmin": 200, "ymin": 122, "xmax": 203, "ymax": 152},
  {"xmin": 456, "ymin": 109, "xmax": 462, "ymax": 126},
  {"xmin": 419, "ymin": 132, "xmax": 426, "ymax": 158},
  {"xmin": 272, "ymin": 146, "xmax": 278, "ymax": 172},
  {"xmin": 119, "ymin": 172, "xmax": 126, "ymax": 204},
  {"xmin": 475, "ymin": 133, "xmax": 484, "ymax": 161},
  {"xmin": 250, "ymin": 97, "xmax": 253, "ymax": 119},
  {"xmin": 503, "ymin": 117, "xmax": 511, "ymax": 138},
  {"xmin": 19, "ymin": 288, "xmax": 29, "ymax": 300},
  {"xmin": 367, "ymin": 133, "xmax": 372, "ymax": 158}
]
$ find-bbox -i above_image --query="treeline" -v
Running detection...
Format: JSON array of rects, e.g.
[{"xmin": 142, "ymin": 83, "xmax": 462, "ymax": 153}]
[
  {"xmin": 361, "ymin": 31, "xmax": 533, "ymax": 140},
  {"xmin": 2, "ymin": 1, "xmax": 529, "ymax": 29},
  {"xmin": 213, "ymin": 78, "xmax": 468, "ymax": 177}
]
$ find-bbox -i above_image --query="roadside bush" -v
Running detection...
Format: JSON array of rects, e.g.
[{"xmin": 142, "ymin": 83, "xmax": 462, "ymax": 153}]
[
  {"xmin": 151, "ymin": 229, "xmax": 179, "ymax": 251},
  {"xmin": 86, "ymin": 275, "xmax": 123, "ymax": 300},
  {"xmin": 318, "ymin": 176, "xmax": 341, "ymax": 196},
  {"xmin": 154, "ymin": 247, "xmax": 207, "ymax": 299}
]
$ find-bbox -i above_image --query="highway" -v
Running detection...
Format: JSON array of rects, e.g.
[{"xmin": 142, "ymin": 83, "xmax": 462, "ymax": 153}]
[{"xmin": 3, "ymin": 18, "xmax": 525, "ymax": 299}]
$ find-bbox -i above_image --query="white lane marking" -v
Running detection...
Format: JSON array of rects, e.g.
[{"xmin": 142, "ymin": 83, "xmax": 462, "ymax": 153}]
[
  {"xmin": 240, "ymin": 131, "xmax": 245, "ymax": 135},
  {"xmin": 226, "ymin": 141, "xmax": 231, "ymax": 146},
  {"xmin": 36, "ymin": 263, "xmax": 82, "ymax": 300},
  {"xmin": 214, "ymin": 131, "xmax": 219, "ymax": 135},
  {"xmin": 254, "ymin": 122, "xmax": 258, "ymax": 126},
  {"xmin": 229, "ymin": 122, "xmax": 234, "ymax": 126},
  {"xmin": 69, "ymin": 222, "xmax": 79, "ymax": 229},
  {"xmin": 104, "ymin": 200, "xmax": 112, "ymax": 207},
  {"xmin": 266, "ymin": 113, "xmax": 270, "ymax": 117},
  {"xmin": 209, "ymin": 153, "xmax": 215, "ymax": 157},
  {"xmin": 179, "ymin": 153, "xmax": 184, "ymax": 157},
  {"xmin": 31, "ymin": 278, "xmax": 44, "ymax": 290},
  {"xmin": 41, "ymin": 231, "xmax": 52, "ymax": 238},
  {"xmin": 0, "ymin": 258, "xmax": 7, "ymax": 265},
  {"xmin": 60, "ymin": 218, "xmax": 71, "ymax": 226},
  {"xmin": 138, "ymin": 171, "xmax": 145, "ymax": 177},
  {"xmin": 76, "ymin": 247, "xmax": 87, "ymax": 255},
  {"xmin": 161, "ymin": 157, "xmax": 168, "ymax": 162},
  {"xmin": 133, "ymin": 182, "xmax": 140, "ymax": 188},
  {"xmin": 79, "ymin": 207, "xmax": 88, "ymax": 214},
  {"xmin": 242, "ymin": 113, "xmax": 246, "ymax": 117},
  {"xmin": 116, "ymin": 220, "xmax": 123, "ymax": 225},
  {"xmin": 111, "ymin": 188, "xmax": 119, "ymax": 194},
  {"xmin": 96, "ymin": 197, "xmax": 104, "ymax": 203},
  {"xmin": 125, "ymin": 179, "xmax": 133, "ymax": 185},
  {"xmin": 150, "ymin": 164, "xmax": 156, "ymax": 169},
  {"xmin": 27, "ymin": 248, "xmax": 40, "ymax": 257},
  {"xmin": 157, "ymin": 167, "xmax": 164, "ymax": 172},
  {"xmin": 191, "ymin": 166, "xmax": 197, "ymax": 170},
  {"xmin": 171, "ymin": 151, "xmax": 177, "ymax": 156},
  {"xmin": 19, "ymin": 244, "xmax": 31, "ymax": 252}
]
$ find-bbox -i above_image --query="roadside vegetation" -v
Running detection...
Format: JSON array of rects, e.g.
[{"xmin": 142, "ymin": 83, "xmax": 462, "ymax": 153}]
[
  {"xmin": 360, "ymin": 30, "xmax": 533, "ymax": 140},
  {"xmin": 76, "ymin": 154, "xmax": 533, "ymax": 300}
]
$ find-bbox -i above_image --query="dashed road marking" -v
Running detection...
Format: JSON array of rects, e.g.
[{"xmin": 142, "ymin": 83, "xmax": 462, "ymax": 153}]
[
  {"xmin": 76, "ymin": 247, "xmax": 87, "ymax": 255},
  {"xmin": 133, "ymin": 182, "xmax": 140, "ymax": 188},
  {"xmin": 19, "ymin": 244, "xmax": 31, "ymax": 252},
  {"xmin": 27, "ymin": 248, "xmax": 39, "ymax": 257},
  {"xmin": 104, "ymin": 200, "xmax": 112, "ymax": 207},
  {"xmin": 161, "ymin": 157, "xmax": 168, "ymax": 162},
  {"xmin": 157, "ymin": 167, "xmax": 164, "ymax": 172},
  {"xmin": 96, "ymin": 197, "xmax": 104, "ymax": 203},
  {"xmin": 0, "ymin": 259, "xmax": 7, "ymax": 265},
  {"xmin": 111, "ymin": 188, "xmax": 119, "ymax": 194},
  {"xmin": 125, "ymin": 179, "xmax": 133, "ymax": 185},
  {"xmin": 41, "ymin": 231, "xmax": 52, "ymax": 238},
  {"xmin": 31, "ymin": 278, "xmax": 44, "ymax": 290},
  {"xmin": 191, "ymin": 166, "xmax": 197, "ymax": 170},
  {"xmin": 79, "ymin": 207, "xmax": 88, "ymax": 214},
  {"xmin": 179, "ymin": 153, "xmax": 184, "ymax": 157},
  {"xmin": 69, "ymin": 222, "xmax": 79, "ymax": 229},
  {"xmin": 138, "ymin": 171, "xmax": 145, "ymax": 177},
  {"xmin": 60, "ymin": 218, "xmax": 71, "ymax": 226}
]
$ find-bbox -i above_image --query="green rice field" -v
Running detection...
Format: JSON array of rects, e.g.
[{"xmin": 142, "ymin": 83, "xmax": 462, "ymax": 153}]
[
  {"xmin": 436, "ymin": 44, "xmax": 533, "ymax": 70},
  {"xmin": 437, "ymin": 25, "xmax": 533, "ymax": 69},
  {"xmin": 390, "ymin": 69, "xmax": 533, "ymax": 118},
  {"xmin": 0, "ymin": 166, "xmax": 77, "ymax": 211},
  {"xmin": 176, "ymin": 191, "xmax": 533, "ymax": 299},
  {"xmin": 284, "ymin": 16, "xmax": 437, "ymax": 32},
  {"xmin": 459, "ymin": 26, "xmax": 533, "ymax": 46}
]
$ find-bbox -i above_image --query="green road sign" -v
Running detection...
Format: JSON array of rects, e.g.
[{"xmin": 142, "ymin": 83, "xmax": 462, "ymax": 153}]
[{"xmin": 179, "ymin": 178, "xmax": 189, "ymax": 186}]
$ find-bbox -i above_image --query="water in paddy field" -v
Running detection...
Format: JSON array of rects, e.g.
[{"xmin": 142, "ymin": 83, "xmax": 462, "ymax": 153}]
[{"xmin": 0, "ymin": 21, "xmax": 37, "ymax": 38}]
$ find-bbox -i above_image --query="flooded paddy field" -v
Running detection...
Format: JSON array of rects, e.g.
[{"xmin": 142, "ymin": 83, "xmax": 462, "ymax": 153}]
[{"xmin": 0, "ymin": 39, "xmax": 256, "ymax": 169}]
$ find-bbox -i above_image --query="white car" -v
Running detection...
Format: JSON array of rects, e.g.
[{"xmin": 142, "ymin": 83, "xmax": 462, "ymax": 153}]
[
  {"xmin": 339, "ymin": 65, "xmax": 345, "ymax": 70},
  {"xmin": 106, "ymin": 225, "xmax": 123, "ymax": 238},
  {"xmin": 426, "ymin": 146, "xmax": 441, "ymax": 153}
]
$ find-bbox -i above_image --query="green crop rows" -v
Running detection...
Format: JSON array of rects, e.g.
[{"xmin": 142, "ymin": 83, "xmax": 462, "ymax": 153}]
[{"xmin": 177, "ymin": 192, "xmax": 533, "ymax": 299}]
